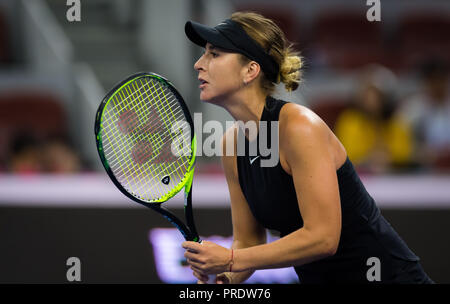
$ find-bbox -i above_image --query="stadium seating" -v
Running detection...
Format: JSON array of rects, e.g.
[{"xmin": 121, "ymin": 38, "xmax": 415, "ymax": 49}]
[
  {"xmin": 310, "ymin": 10, "xmax": 384, "ymax": 70},
  {"xmin": 397, "ymin": 11, "xmax": 450, "ymax": 69}
]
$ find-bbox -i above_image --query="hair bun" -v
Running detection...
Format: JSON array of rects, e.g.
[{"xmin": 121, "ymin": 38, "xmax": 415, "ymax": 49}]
[
  {"xmin": 281, "ymin": 56, "xmax": 302, "ymax": 74},
  {"xmin": 279, "ymin": 48, "xmax": 302, "ymax": 92}
]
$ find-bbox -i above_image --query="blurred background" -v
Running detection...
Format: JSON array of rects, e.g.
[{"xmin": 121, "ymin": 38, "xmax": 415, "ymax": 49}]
[{"xmin": 0, "ymin": 0, "xmax": 449, "ymax": 283}]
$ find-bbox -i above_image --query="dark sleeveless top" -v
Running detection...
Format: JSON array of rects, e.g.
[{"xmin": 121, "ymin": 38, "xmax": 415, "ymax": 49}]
[{"xmin": 236, "ymin": 96, "xmax": 427, "ymax": 284}]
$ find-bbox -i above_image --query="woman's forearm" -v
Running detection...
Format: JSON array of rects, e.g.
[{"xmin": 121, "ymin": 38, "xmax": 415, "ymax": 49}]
[
  {"xmin": 225, "ymin": 239, "xmax": 261, "ymax": 283},
  {"xmin": 231, "ymin": 228, "xmax": 336, "ymax": 273}
]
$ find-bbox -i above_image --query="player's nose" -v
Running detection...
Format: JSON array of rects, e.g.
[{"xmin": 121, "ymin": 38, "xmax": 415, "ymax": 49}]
[{"xmin": 194, "ymin": 54, "xmax": 205, "ymax": 72}]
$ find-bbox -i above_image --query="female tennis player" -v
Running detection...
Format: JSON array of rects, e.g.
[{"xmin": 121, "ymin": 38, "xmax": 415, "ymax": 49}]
[{"xmin": 182, "ymin": 11, "xmax": 433, "ymax": 284}]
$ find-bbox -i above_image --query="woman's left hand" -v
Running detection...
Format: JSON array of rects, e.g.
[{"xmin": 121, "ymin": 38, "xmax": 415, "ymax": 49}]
[{"xmin": 182, "ymin": 241, "xmax": 233, "ymax": 275}]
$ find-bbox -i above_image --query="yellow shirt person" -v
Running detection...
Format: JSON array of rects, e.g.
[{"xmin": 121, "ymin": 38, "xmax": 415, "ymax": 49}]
[{"xmin": 335, "ymin": 108, "xmax": 414, "ymax": 173}]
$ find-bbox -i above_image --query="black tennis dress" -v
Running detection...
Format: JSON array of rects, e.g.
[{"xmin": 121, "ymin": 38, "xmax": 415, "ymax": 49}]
[{"xmin": 236, "ymin": 96, "xmax": 433, "ymax": 284}]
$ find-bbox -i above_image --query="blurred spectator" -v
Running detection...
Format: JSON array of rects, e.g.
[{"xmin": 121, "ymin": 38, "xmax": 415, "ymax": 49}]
[
  {"xmin": 334, "ymin": 65, "xmax": 414, "ymax": 174},
  {"xmin": 6, "ymin": 133, "xmax": 82, "ymax": 174},
  {"xmin": 400, "ymin": 58, "xmax": 450, "ymax": 170},
  {"xmin": 7, "ymin": 132, "xmax": 43, "ymax": 174},
  {"xmin": 40, "ymin": 136, "xmax": 82, "ymax": 174}
]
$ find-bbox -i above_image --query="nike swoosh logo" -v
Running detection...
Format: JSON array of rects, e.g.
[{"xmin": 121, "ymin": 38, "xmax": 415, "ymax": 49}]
[{"xmin": 249, "ymin": 155, "xmax": 260, "ymax": 165}]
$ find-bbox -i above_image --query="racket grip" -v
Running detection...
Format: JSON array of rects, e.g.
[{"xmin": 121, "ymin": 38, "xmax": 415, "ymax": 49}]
[{"xmin": 199, "ymin": 240, "xmax": 216, "ymax": 284}]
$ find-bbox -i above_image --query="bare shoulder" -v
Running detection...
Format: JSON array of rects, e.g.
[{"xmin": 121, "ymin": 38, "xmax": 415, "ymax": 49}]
[
  {"xmin": 279, "ymin": 103, "xmax": 328, "ymax": 139},
  {"xmin": 278, "ymin": 103, "xmax": 347, "ymax": 169}
]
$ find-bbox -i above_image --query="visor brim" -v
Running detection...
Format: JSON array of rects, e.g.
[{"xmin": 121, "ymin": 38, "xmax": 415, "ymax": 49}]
[{"xmin": 185, "ymin": 21, "xmax": 238, "ymax": 51}]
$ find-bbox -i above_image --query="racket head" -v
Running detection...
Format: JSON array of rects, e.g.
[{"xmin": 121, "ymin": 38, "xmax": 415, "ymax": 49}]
[{"xmin": 94, "ymin": 72, "xmax": 197, "ymax": 205}]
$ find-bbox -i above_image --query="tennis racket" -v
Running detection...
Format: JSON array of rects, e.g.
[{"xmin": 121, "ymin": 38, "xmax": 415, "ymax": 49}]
[{"xmin": 94, "ymin": 72, "xmax": 214, "ymax": 283}]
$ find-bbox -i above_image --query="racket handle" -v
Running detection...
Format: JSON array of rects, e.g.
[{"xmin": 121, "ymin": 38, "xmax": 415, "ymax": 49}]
[{"xmin": 199, "ymin": 240, "xmax": 216, "ymax": 284}]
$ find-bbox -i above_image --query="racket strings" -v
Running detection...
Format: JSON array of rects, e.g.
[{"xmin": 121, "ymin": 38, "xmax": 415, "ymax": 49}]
[
  {"xmin": 105, "ymin": 93, "xmax": 180, "ymax": 199},
  {"xmin": 104, "ymin": 116, "xmax": 187, "ymax": 199},
  {"xmin": 105, "ymin": 84, "xmax": 180, "ymax": 137},
  {"xmin": 108, "ymin": 84, "xmax": 158, "ymax": 196},
  {"xmin": 120, "ymin": 79, "xmax": 190, "ymax": 180},
  {"xmin": 105, "ymin": 100, "xmax": 156, "ymax": 199},
  {"xmin": 104, "ymin": 102, "xmax": 187, "ymax": 160},
  {"xmin": 101, "ymin": 76, "xmax": 193, "ymax": 202},
  {"xmin": 104, "ymin": 81, "xmax": 187, "ymax": 157},
  {"xmin": 109, "ymin": 82, "xmax": 185, "ymax": 197},
  {"xmin": 134, "ymin": 81, "xmax": 190, "ymax": 195}
]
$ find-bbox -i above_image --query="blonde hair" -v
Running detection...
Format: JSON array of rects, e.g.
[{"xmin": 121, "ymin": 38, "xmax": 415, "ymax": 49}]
[{"xmin": 231, "ymin": 11, "xmax": 303, "ymax": 94}]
